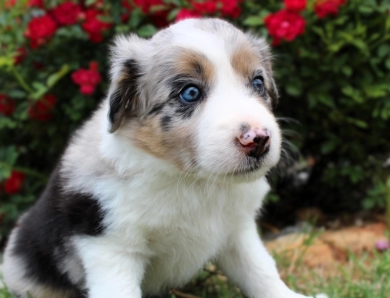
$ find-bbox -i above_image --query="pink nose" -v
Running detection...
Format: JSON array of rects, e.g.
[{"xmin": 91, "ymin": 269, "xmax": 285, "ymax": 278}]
[{"xmin": 238, "ymin": 128, "xmax": 270, "ymax": 158}]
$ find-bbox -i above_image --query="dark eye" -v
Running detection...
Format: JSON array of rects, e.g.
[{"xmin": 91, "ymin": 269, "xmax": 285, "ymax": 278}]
[
  {"xmin": 252, "ymin": 76, "xmax": 265, "ymax": 94},
  {"xmin": 179, "ymin": 85, "xmax": 202, "ymax": 103}
]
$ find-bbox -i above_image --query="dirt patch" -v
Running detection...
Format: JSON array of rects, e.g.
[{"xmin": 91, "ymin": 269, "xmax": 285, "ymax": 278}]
[{"xmin": 265, "ymin": 222, "xmax": 388, "ymax": 271}]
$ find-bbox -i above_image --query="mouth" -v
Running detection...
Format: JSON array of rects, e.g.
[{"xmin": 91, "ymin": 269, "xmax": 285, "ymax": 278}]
[{"xmin": 227, "ymin": 147, "xmax": 270, "ymax": 176}]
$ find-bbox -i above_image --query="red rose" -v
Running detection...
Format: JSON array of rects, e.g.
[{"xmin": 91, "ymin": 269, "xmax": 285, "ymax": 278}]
[
  {"xmin": 176, "ymin": 9, "xmax": 202, "ymax": 21},
  {"xmin": 14, "ymin": 47, "xmax": 27, "ymax": 65},
  {"xmin": 264, "ymin": 9, "xmax": 306, "ymax": 46},
  {"xmin": 0, "ymin": 94, "xmax": 16, "ymax": 116},
  {"xmin": 192, "ymin": 1, "xmax": 217, "ymax": 14},
  {"xmin": 89, "ymin": 61, "xmax": 99, "ymax": 72},
  {"xmin": 151, "ymin": 10, "xmax": 170, "ymax": 28},
  {"xmin": 284, "ymin": 0, "xmax": 307, "ymax": 12},
  {"xmin": 28, "ymin": 94, "xmax": 56, "ymax": 121},
  {"xmin": 25, "ymin": 15, "xmax": 57, "ymax": 49},
  {"xmin": 122, "ymin": 0, "xmax": 133, "ymax": 23},
  {"xmin": 314, "ymin": 0, "xmax": 346, "ymax": 18},
  {"xmin": 33, "ymin": 61, "xmax": 45, "ymax": 70},
  {"xmin": 82, "ymin": 9, "xmax": 112, "ymax": 43},
  {"xmin": 81, "ymin": 85, "xmax": 95, "ymax": 95},
  {"xmin": 4, "ymin": 170, "xmax": 25, "ymax": 195},
  {"xmin": 134, "ymin": 0, "xmax": 163, "ymax": 14},
  {"xmin": 52, "ymin": 2, "xmax": 83, "ymax": 26},
  {"xmin": 28, "ymin": 0, "xmax": 44, "ymax": 8},
  {"xmin": 72, "ymin": 62, "xmax": 102, "ymax": 95},
  {"xmin": 220, "ymin": 0, "xmax": 241, "ymax": 18},
  {"xmin": 122, "ymin": 0, "xmax": 133, "ymax": 11},
  {"xmin": 133, "ymin": 0, "xmax": 170, "ymax": 27},
  {"xmin": 5, "ymin": 0, "xmax": 16, "ymax": 8},
  {"xmin": 6, "ymin": 0, "xmax": 43, "ymax": 8}
]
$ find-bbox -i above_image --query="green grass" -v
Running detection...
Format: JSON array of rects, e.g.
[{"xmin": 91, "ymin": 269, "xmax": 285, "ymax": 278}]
[
  {"xmin": 282, "ymin": 250, "xmax": 390, "ymax": 298},
  {"xmin": 177, "ymin": 249, "xmax": 390, "ymax": 298},
  {"xmin": 0, "ymin": 284, "xmax": 12, "ymax": 298},
  {"xmin": 1, "ymin": 250, "xmax": 389, "ymax": 298}
]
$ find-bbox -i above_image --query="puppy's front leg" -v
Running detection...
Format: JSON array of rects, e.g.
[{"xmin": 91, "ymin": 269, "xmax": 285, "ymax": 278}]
[
  {"xmin": 217, "ymin": 221, "xmax": 310, "ymax": 298},
  {"xmin": 75, "ymin": 236, "xmax": 147, "ymax": 298}
]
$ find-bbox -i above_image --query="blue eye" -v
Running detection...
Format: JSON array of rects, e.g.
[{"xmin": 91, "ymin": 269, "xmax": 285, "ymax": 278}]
[
  {"xmin": 179, "ymin": 85, "xmax": 202, "ymax": 103},
  {"xmin": 252, "ymin": 76, "xmax": 265, "ymax": 94}
]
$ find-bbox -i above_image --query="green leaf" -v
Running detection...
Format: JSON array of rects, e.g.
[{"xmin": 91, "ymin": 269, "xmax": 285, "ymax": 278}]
[
  {"xmin": 346, "ymin": 117, "xmax": 368, "ymax": 129},
  {"xmin": 137, "ymin": 25, "xmax": 157, "ymax": 37},
  {"xmin": 377, "ymin": 44, "xmax": 389, "ymax": 58},
  {"xmin": 328, "ymin": 42, "xmax": 343, "ymax": 53},
  {"xmin": 0, "ymin": 117, "xmax": 17, "ymax": 129},
  {"xmin": 0, "ymin": 146, "xmax": 19, "ymax": 179},
  {"xmin": 285, "ymin": 84, "xmax": 302, "ymax": 97},
  {"xmin": 8, "ymin": 89, "xmax": 26, "ymax": 99},
  {"xmin": 342, "ymin": 66, "xmax": 352, "ymax": 77},
  {"xmin": 167, "ymin": 8, "xmax": 180, "ymax": 21},
  {"xmin": 115, "ymin": 25, "xmax": 130, "ymax": 33},
  {"xmin": 32, "ymin": 82, "xmax": 46, "ymax": 93},
  {"xmin": 351, "ymin": 39, "xmax": 369, "ymax": 55},
  {"xmin": 362, "ymin": 198, "xmax": 375, "ymax": 210},
  {"xmin": 85, "ymin": 0, "xmax": 97, "ymax": 5},
  {"xmin": 149, "ymin": 5, "xmax": 167, "ymax": 13},
  {"xmin": 0, "ymin": 55, "xmax": 14, "ymax": 68},
  {"xmin": 165, "ymin": 0, "xmax": 181, "ymax": 6},
  {"xmin": 266, "ymin": 193, "xmax": 279, "ymax": 203},
  {"xmin": 385, "ymin": 58, "xmax": 390, "ymax": 70},
  {"xmin": 386, "ymin": 177, "xmax": 390, "ymax": 188},
  {"xmin": 358, "ymin": 5, "xmax": 374, "ymax": 14},
  {"xmin": 46, "ymin": 64, "xmax": 70, "ymax": 87},
  {"xmin": 129, "ymin": 9, "xmax": 143, "ymax": 28},
  {"xmin": 364, "ymin": 85, "xmax": 387, "ymax": 98},
  {"xmin": 243, "ymin": 16, "xmax": 263, "ymax": 26},
  {"xmin": 321, "ymin": 141, "xmax": 337, "ymax": 154},
  {"xmin": 317, "ymin": 94, "xmax": 335, "ymax": 108}
]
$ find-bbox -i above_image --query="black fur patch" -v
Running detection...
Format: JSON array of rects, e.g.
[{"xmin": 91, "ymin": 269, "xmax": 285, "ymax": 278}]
[
  {"xmin": 267, "ymin": 84, "xmax": 279, "ymax": 109},
  {"xmin": 174, "ymin": 103, "xmax": 198, "ymax": 119},
  {"xmin": 65, "ymin": 193, "xmax": 105, "ymax": 236},
  {"xmin": 239, "ymin": 123, "xmax": 250, "ymax": 134},
  {"xmin": 12, "ymin": 167, "xmax": 104, "ymax": 295},
  {"xmin": 160, "ymin": 115, "xmax": 172, "ymax": 130},
  {"xmin": 109, "ymin": 90, "xmax": 123, "ymax": 126},
  {"xmin": 109, "ymin": 59, "xmax": 141, "ymax": 132},
  {"xmin": 148, "ymin": 102, "xmax": 166, "ymax": 116}
]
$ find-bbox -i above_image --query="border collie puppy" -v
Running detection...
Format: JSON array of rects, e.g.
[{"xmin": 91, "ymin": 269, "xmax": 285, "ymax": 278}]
[{"xmin": 3, "ymin": 18, "xmax": 310, "ymax": 298}]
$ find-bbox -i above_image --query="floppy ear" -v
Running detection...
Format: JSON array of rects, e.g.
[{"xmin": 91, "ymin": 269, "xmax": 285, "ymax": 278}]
[
  {"xmin": 108, "ymin": 59, "xmax": 141, "ymax": 133},
  {"xmin": 108, "ymin": 35, "xmax": 146, "ymax": 133},
  {"xmin": 248, "ymin": 35, "xmax": 279, "ymax": 108}
]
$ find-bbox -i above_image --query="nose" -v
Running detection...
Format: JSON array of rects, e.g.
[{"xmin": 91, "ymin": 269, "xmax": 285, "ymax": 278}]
[{"xmin": 237, "ymin": 127, "xmax": 270, "ymax": 159}]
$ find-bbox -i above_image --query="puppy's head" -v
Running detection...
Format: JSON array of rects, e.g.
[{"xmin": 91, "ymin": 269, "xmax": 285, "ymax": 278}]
[{"xmin": 108, "ymin": 18, "xmax": 281, "ymax": 180}]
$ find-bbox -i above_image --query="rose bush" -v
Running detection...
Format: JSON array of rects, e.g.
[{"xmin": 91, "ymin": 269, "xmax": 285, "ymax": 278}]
[{"xmin": 1, "ymin": 0, "xmax": 390, "ymax": 238}]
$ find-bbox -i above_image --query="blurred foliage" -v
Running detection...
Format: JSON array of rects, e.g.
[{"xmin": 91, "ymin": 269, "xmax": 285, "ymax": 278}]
[
  {"xmin": 0, "ymin": 0, "xmax": 390, "ymax": 239},
  {"xmin": 246, "ymin": 0, "xmax": 390, "ymax": 219}
]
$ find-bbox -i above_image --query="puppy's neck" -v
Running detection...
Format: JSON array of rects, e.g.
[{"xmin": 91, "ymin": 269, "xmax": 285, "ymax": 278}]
[{"xmin": 100, "ymin": 131, "xmax": 180, "ymax": 178}]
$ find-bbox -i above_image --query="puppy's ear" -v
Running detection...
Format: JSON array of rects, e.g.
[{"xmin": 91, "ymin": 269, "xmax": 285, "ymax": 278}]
[
  {"xmin": 108, "ymin": 35, "xmax": 146, "ymax": 133},
  {"xmin": 108, "ymin": 59, "xmax": 141, "ymax": 132},
  {"xmin": 249, "ymin": 35, "xmax": 279, "ymax": 108}
]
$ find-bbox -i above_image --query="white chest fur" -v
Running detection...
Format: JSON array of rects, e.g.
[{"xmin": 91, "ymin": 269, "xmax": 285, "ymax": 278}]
[{"xmin": 75, "ymin": 173, "xmax": 269, "ymax": 294}]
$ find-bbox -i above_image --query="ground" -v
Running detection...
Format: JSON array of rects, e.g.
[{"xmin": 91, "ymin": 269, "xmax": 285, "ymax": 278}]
[{"xmin": 1, "ymin": 222, "xmax": 389, "ymax": 298}]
